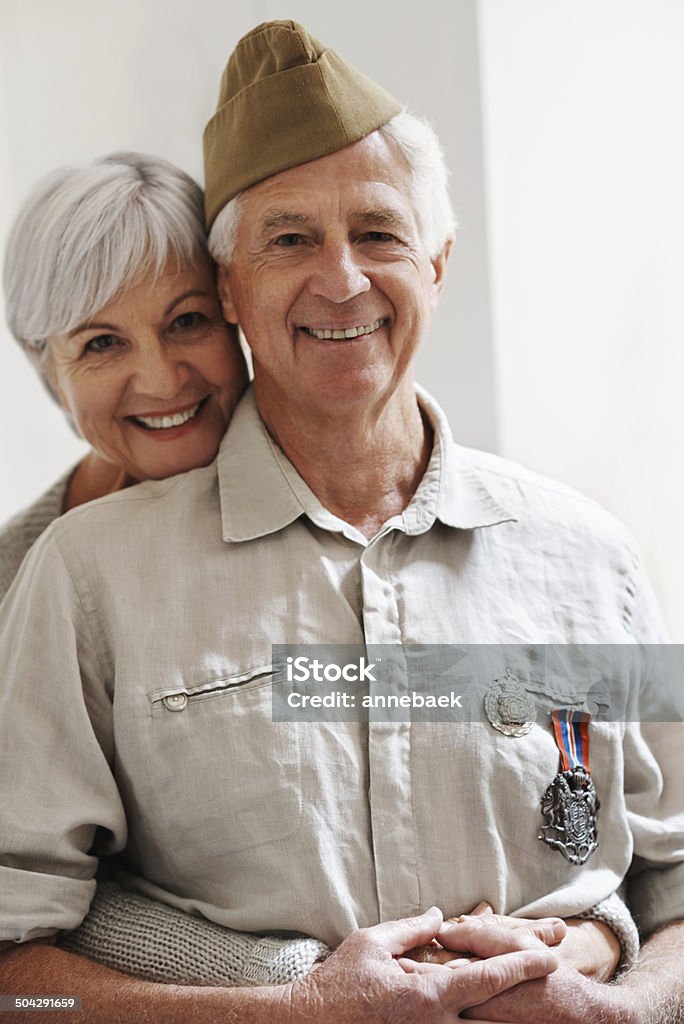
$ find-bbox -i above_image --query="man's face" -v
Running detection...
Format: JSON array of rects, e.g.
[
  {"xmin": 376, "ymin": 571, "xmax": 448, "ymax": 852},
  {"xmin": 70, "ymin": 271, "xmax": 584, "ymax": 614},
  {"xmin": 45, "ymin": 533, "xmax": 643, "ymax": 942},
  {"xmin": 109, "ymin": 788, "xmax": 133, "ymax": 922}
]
[{"xmin": 218, "ymin": 132, "xmax": 450, "ymax": 423}]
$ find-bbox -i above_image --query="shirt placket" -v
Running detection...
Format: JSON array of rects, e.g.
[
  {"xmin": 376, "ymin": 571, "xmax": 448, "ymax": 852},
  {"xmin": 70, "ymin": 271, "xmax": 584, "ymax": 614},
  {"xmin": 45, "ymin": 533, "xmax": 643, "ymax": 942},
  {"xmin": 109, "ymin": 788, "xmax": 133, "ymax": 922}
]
[{"xmin": 360, "ymin": 528, "xmax": 420, "ymax": 920}]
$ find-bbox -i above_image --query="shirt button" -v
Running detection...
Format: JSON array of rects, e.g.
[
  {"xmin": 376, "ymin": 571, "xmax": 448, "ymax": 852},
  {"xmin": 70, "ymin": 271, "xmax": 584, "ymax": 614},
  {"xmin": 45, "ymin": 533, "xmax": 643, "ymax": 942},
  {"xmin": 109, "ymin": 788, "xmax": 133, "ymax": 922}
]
[{"xmin": 163, "ymin": 693, "xmax": 188, "ymax": 712}]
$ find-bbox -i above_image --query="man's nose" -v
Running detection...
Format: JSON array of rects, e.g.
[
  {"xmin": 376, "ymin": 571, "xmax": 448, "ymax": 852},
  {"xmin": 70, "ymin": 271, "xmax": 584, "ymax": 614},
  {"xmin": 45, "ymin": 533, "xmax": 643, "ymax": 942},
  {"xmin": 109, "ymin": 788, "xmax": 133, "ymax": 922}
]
[
  {"xmin": 132, "ymin": 338, "xmax": 192, "ymax": 399},
  {"xmin": 307, "ymin": 239, "xmax": 371, "ymax": 303}
]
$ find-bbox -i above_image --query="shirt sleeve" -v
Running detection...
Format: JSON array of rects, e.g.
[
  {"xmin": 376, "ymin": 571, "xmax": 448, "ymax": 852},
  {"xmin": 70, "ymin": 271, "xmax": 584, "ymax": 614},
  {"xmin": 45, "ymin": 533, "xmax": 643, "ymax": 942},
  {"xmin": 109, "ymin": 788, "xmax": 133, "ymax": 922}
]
[
  {"xmin": 624, "ymin": 553, "xmax": 684, "ymax": 934},
  {"xmin": 625, "ymin": 721, "xmax": 684, "ymax": 934},
  {"xmin": 0, "ymin": 527, "xmax": 127, "ymax": 943}
]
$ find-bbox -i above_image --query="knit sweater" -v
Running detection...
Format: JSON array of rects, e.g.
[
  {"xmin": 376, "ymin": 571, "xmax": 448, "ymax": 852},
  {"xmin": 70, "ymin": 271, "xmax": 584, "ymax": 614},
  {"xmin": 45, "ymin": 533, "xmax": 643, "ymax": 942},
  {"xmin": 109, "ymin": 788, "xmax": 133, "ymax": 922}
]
[{"xmin": 0, "ymin": 471, "xmax": 71, "ymax": 601}]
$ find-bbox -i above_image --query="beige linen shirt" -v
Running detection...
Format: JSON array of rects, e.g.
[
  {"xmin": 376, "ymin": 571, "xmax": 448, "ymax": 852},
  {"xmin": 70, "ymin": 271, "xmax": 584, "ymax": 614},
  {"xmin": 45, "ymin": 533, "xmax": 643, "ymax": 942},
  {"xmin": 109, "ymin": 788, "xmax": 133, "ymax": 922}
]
[{"xmin": 1, "ymin": 387, "xmax": 682, "ymax": 946}]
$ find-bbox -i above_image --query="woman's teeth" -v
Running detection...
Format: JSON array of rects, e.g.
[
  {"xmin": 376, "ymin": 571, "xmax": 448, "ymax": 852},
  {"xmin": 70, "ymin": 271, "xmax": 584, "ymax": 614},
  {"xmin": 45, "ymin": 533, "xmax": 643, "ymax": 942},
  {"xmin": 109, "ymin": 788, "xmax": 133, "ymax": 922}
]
[
  {"xmin": 303, "ymin": 317, "xmax": 386, "ymax": 340},
  {"xmin": 134, "ymin": 403, "xmax": 201, "ymax": 430}
]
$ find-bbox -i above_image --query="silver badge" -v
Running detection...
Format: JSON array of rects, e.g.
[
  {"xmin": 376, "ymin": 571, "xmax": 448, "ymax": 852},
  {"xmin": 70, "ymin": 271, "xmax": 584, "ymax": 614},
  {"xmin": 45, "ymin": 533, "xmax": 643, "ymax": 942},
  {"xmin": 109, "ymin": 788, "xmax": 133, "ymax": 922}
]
[
  {"xmin": 538, "ymin": 766, "xmax": 599, "ymax": 866},
  {"xmin": 484, "ymin": 670, "xmax": 536, "ymax": 736}
]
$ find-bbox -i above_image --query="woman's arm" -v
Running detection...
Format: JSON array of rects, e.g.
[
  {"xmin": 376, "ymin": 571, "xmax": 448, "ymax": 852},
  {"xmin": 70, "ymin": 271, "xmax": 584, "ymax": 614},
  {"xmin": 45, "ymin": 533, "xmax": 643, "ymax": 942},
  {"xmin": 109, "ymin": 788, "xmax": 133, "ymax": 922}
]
[{"xmin": 58, "ymin": 882, "xmax": 328, "ymax": 987}]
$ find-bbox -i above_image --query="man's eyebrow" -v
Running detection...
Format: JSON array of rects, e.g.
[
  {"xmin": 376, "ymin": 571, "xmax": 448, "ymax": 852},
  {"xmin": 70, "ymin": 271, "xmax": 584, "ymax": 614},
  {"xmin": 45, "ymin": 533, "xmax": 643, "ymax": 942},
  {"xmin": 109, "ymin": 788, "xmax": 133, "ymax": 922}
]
[
  {"xmin": 260, "ymin": 210, "xmax": 311, "ymax": 232},
  {"xmin": 352, "ymin": 207, "xmax": 413, "ymax": 233},
  {"xmin": 257, "ymin": 207, "xmax": 413, "ymax": 235}
]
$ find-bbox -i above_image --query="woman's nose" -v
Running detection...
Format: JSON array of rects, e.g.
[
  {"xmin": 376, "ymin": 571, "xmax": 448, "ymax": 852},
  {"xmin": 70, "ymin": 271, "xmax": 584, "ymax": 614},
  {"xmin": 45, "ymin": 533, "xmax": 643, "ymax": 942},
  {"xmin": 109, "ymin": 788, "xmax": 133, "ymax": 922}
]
[{"xmin": 132, "ymin": 338, "xmax": 192, "ymax": 399}]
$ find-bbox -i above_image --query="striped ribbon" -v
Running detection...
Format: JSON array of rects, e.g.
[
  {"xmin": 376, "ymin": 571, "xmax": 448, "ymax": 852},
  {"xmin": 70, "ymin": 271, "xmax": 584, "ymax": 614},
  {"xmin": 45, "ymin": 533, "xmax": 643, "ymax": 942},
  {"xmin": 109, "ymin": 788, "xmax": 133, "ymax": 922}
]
[{"xmin": 550, "ymin": 708, "xmax": 591, "ymax": 773}]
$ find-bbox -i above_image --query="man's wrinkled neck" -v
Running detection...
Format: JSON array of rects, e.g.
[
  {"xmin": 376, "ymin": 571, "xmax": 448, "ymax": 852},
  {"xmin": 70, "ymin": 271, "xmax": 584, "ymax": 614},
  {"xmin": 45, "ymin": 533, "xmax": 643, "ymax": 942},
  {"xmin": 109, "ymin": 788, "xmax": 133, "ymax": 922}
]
[{"xmin": 254, "ymin": 373, "xmax": 433, "ymax": 539}]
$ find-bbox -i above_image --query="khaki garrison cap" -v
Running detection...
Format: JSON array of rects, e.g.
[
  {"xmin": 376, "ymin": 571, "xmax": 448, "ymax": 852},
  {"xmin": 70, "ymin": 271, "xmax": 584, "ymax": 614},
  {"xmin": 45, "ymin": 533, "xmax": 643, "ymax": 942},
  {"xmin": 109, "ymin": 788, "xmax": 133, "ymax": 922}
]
[{"xmin": 203, "ymin": 20, "xmax": 403, "ymax": 229}]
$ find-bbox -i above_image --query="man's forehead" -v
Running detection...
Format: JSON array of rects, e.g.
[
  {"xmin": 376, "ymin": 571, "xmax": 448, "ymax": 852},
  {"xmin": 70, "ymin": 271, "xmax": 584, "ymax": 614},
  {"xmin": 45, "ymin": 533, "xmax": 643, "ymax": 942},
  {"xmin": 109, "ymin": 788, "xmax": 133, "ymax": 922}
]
[
  {"xmin": 240, "ymin": 138, "xmax": 417, "ymax": 233},
  {"xmin": 247, "ymin": 135, "xmax": 412, "ymax": 204},
  {"xmin": 253, "ymin": 201, "xmax": 416, "ymax": 234}
]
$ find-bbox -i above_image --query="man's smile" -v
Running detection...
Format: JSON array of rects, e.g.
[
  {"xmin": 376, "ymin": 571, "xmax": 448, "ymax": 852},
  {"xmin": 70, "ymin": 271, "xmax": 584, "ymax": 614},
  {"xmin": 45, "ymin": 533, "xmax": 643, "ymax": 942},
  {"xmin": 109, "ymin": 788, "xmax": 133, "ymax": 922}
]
[{"xmin": 299, "ymin": 317, "xmax": 387, "ymax": 340}]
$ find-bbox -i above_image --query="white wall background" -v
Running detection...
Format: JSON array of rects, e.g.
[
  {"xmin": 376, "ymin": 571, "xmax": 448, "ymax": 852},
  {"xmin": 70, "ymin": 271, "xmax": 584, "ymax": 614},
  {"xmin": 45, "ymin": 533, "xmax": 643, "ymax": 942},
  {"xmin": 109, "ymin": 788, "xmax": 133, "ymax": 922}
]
[
  {"xmin": 478, "ymin": 0, "xmax": 684, "ymax": 637},
  {"xmin": 1, "ymin": 1, "xmax": 682, "ymax": 636}
]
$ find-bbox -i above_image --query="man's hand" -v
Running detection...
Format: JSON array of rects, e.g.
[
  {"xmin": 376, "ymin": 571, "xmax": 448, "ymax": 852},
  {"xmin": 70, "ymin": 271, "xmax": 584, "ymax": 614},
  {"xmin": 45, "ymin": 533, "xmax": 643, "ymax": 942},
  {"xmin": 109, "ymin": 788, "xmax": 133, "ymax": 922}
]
[
  {"xmin": 459, "ymin": 966, "xmax": 620, "ymax": 1023},
  {"xmin": 442, "ymin": 917, "xmax": 622, "ymax": 1024},
  {"xmin": 458, "ymin": 966, "xmax": 672, "ymax": 1024},
  {"xmin": 460, "ymin": 920, "xmax": 684, "ymax": 1024},
  {"xmin": 287, "ymin": 907, "xmax": 559, "ymax": 1023}
]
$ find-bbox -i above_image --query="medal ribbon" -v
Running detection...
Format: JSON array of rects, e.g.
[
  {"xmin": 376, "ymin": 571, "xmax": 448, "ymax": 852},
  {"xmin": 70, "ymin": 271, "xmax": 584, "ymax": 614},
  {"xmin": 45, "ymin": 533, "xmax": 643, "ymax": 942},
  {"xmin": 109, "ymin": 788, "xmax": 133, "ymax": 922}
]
[{"xmin": 550, "ymin": 708, "xmax": 591, "ymax": 773}]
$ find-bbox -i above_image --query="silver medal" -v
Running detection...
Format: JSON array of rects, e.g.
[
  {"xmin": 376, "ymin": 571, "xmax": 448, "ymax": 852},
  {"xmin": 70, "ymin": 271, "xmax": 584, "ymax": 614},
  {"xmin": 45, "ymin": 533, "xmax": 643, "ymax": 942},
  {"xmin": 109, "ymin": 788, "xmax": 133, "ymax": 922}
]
[
  {"xmin": 538, "ymin": 766, "xmax": 599, "ymax": 866},
  {"xmin": 484, "ymin": 670, "xmax": 536, "ymax": 737}
]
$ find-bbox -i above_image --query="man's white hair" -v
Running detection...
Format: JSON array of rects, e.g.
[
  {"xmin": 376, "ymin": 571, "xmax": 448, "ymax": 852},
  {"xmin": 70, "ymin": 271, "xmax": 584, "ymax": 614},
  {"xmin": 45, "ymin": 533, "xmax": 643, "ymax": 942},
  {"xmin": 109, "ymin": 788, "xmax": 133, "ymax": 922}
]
[
  {"xmin": 208, "ymin": 110, "xmax": 456, "ymax": 265},
  {"xmin": 4, "ymin": 152, "xmax": 207, "ymax": 361}
]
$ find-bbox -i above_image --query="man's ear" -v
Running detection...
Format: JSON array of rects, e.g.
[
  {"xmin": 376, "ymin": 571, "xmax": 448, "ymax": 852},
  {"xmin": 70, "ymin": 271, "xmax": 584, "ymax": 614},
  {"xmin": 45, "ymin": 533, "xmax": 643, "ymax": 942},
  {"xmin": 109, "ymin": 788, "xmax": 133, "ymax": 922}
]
[
  {"xmin": 217, "ymin": 264, "xmax": 239, "ymax": 325},
  {"xmin": 430, "ymin": 238, "xmax": 453, "ymax": 309}
]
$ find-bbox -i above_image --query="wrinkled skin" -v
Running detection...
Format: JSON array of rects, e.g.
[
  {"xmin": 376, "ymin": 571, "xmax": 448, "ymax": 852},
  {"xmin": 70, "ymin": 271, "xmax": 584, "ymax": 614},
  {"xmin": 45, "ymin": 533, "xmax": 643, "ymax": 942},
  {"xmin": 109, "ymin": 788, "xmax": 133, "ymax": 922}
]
[{"xmin": 285, "ymin": 908, "xmax": 560, "ymax": 1024}]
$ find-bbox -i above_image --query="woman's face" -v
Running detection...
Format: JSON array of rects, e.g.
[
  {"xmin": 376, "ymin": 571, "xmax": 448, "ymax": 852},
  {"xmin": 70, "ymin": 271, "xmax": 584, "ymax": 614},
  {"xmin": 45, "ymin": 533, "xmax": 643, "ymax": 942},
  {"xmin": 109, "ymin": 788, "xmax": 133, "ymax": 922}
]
[{"xmin": 45, "ymin": 256, "xmax": 248, "ymax": 483}]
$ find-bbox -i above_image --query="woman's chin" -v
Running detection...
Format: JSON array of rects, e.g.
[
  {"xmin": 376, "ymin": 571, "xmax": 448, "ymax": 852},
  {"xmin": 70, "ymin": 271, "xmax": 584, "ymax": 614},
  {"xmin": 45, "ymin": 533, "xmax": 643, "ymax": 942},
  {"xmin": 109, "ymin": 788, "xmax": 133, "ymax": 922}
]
[{"xmin": 121, "ymin": 407, "xmax": 226, "ymax": 481}]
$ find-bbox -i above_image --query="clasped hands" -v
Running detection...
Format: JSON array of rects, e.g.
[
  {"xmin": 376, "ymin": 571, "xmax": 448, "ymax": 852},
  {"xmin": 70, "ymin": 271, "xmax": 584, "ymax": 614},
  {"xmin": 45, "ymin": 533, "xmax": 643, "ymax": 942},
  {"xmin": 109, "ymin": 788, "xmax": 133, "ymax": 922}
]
[
  {"xmin": 399, "ymin": 901, "xmax": 621, "ymax": 1022},
  {"xmin": 292, "ymin": 903, "xmax": 623, "ymax": 1024}
]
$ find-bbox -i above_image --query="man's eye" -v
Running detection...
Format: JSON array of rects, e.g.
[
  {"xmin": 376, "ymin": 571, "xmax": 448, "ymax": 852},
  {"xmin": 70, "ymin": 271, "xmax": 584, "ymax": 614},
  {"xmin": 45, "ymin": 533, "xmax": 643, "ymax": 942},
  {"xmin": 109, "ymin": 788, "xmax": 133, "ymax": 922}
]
[
  {"xmin": 172, "ymin": 311, "xmax": 206, "ymax": 330},
  {"xmin": 84, "ymin": 334, "xmax": 118, "ymax": 354},
  {"xmin": 274, "ymin": 233, "xmax": 305, "ymax": 247},
  {"xmin": 363, "ymin": 232, "xmax": 397, "ymax": 243}
]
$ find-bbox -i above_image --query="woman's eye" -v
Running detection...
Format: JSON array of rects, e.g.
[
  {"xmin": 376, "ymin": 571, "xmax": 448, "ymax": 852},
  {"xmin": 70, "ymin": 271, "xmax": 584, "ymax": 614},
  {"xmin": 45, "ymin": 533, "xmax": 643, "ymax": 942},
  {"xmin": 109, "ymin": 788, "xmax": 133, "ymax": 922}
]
[
  {"xmin": 173, "ymin": 311, "xmax": 206, "ymax": 330},
  {"xmin": 84, "ymin": 334, "xmax": 118, "ymax": 354}
]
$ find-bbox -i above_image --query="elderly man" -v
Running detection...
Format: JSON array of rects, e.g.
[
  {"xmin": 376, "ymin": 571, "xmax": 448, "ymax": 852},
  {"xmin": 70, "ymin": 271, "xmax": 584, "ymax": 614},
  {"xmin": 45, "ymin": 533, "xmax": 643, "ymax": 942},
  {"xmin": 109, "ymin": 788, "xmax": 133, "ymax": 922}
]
[{"xmin": 1, "ymin": 20, "xmax": 683, "ymax": 1024}]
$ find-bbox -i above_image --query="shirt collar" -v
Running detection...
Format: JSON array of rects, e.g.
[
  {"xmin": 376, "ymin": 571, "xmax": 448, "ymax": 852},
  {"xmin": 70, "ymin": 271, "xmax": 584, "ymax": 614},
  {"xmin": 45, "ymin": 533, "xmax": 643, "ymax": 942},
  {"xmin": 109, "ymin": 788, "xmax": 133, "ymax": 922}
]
[
  {"xmin": 414, "ymin": 385, "xmax": 517, "ymax": 532},
  {"xmin": 217, "ymin": 384, "xmax": 516, "ymax": 543},
  {"xmin": 218, "ymin": 388, "xmax": 304, "ymax": 542}
]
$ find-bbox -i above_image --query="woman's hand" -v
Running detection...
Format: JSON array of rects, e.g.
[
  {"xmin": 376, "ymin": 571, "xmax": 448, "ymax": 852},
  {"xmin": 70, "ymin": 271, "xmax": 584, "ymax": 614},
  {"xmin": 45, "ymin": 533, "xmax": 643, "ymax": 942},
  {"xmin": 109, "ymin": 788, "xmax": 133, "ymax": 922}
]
[
  {"xmin": 399, "ymin": 902, "xmax": 565, "ymax": 971},
  {"xmin": 400, "ymin": 901, "xmax": 620, "ymax": 981},
  {"xmin": 554, "ymin": 917, "xmax": 621, "ymax": 981}
]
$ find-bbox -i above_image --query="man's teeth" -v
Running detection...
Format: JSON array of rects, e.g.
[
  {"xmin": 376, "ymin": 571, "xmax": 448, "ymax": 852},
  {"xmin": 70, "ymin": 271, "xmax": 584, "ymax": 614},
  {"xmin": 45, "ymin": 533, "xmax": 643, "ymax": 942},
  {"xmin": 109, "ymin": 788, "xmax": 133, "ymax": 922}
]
[
  {"xmin": 135, "ymin": 403, "xmax": 201, "ymax": 430},
  {"xmin": 304, "ymin": 318, "xmax": 385, "ymax": 340}
]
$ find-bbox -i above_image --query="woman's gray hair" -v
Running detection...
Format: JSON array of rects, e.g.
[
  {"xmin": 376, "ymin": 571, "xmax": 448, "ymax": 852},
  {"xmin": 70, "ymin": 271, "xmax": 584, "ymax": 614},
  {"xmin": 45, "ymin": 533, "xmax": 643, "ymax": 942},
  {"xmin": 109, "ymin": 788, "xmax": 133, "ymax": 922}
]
[
  {"xmin": 208, "ymin": 110, "xmax": 456, "ymax": 265},
  {"xmin": 4, "ymin": 152, "xmax": 208, "ymax": 359}
]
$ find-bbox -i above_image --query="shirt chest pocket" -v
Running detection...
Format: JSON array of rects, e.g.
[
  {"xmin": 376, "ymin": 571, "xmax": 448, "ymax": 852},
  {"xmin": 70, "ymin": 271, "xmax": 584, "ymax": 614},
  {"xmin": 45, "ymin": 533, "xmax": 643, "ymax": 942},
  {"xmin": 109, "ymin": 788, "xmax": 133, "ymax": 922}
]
[{"xmin": 119, "ymin": 667, "xmax": 303, "ymax": 861}]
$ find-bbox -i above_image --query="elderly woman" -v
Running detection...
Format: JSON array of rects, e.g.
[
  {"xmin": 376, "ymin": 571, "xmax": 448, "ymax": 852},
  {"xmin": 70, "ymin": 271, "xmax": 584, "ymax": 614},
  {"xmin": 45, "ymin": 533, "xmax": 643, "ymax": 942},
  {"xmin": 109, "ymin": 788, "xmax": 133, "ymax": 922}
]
[
  {"xmin": 0, "ymin": 152, "xmax": 328, "ymax": 985},
  {"xmin": 2, "ymin": 152, "xmax": 247, "ymax": 581}
]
